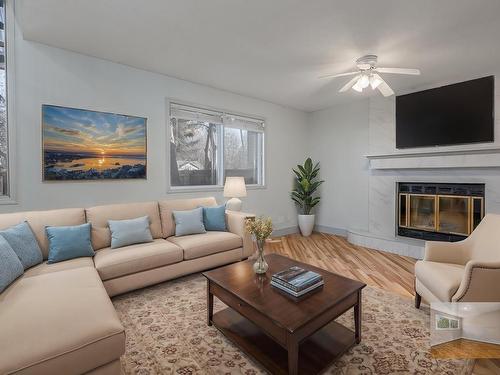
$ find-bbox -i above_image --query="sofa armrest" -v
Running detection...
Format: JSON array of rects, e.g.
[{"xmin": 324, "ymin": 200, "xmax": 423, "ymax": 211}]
[
  {"xmin": 423, "ymin": 240, "xmax": 466, "ymax": 264},
  {"xmin": 226, "ymin": 211, "xmax": 255, "ymax": 259},
  {"xmin": 452, "ymin": 260, "xmax": 500, "ymax": 302}
]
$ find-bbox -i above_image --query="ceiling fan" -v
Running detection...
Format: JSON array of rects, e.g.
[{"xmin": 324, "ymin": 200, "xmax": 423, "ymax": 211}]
[{"xmin": 319, "ymin": 55, "xmax": 420, "ymax": 97}]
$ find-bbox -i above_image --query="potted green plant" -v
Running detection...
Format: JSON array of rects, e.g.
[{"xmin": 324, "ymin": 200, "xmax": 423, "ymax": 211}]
[{"xmin": 291, "ymin": 158, "xmax": 324, "ymax": 236}]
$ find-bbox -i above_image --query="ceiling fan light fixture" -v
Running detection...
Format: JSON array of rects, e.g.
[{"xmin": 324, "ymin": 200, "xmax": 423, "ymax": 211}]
[
  {"xmin": 358, "ymin": 74, "xmax": 370, "ymax": 89},
  {"xmin": 370, "ymin": 75, "xmax": 382, "ymax": 89},
  {"xmin": 352, "ymin": 80, "xmax": 364, "ymax": 92},
  {"xmin": 323, "ymin": 54, "xmax": 421, "ymax": 98}
]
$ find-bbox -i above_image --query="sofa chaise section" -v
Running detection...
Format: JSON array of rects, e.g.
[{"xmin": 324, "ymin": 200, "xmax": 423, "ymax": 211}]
[
  {"xmin": 0, "ymin": 265, "xmax": 124, "ymax": 375},
  {"xmin": 0, "ymin": 208, "xmax": 125, "ymax": 375}
]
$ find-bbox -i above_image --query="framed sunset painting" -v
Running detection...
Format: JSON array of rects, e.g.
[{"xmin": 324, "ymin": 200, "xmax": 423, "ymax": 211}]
[{"xmin": 42, "ymin": 105, "xmax": 147, "ymax": 181}]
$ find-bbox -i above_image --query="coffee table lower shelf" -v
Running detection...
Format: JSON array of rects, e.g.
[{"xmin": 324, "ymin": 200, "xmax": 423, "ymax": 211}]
[{"xmin": 212, "ymin": 307, "xmax": 356, "ymax": 375}]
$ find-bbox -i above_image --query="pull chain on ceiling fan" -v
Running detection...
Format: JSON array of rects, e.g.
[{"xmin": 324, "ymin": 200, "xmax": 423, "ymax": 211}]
[{"xmin": 319, "ymin": 55, "xmax": 421, "ymax": 97}]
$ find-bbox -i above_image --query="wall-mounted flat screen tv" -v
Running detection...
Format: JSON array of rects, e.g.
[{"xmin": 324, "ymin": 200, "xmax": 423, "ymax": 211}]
[{"xmin": 396, "ymin": 76, "xmax": 494, "ymax": 148}]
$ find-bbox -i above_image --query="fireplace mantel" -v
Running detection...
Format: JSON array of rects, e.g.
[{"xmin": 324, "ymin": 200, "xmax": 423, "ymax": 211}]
[{"xmin": 366, "ymin": 147, "xmax": 500, "ymax": 170}]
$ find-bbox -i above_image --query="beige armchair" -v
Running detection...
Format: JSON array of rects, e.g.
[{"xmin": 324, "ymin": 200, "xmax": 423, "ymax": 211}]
[{"xmin": 414, "ymin": 213, "xmax": 500, "ymax": 308}]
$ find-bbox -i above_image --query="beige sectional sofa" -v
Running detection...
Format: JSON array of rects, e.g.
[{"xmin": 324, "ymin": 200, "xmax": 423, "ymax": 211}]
[{"xmin": 0, "ymin": 197, "xmax": 253, "ymax": 375}]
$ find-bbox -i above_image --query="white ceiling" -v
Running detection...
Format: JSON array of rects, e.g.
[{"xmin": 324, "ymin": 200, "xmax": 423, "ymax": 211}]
[{"xmin": 16, "ymin": 0, "xmax": 500, "ymax": 112}]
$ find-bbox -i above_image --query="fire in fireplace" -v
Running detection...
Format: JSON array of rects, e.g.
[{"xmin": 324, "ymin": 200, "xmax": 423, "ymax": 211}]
[{"xmin": 397, "ymin": 182, "xmax": 485, "ymax": 242}]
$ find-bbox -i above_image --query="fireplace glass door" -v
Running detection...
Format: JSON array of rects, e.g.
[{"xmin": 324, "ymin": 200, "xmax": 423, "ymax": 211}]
[
  {"xmin": 438, "ymin": 196, "xmax": 470, "ymax": 236},
  {"xmin": 397, "ymin": 183, "xmax": 485, "ymax": 241},
  {"xmin": 409, "ymin": 195, "xmax": 436, "ymax": 231}
]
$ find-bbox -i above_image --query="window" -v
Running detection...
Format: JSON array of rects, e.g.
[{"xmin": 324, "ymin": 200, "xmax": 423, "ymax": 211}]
[
  {"xmin": 0, "ymin": 0, "xmax": 8, "ymax": 196},
  {"xmin": 436, "ymin": 315, "xmax": 460, "ymax": 330},
  {"xmin": 169, "ymin": 103, "xmax": 264, "ymax": 189}
]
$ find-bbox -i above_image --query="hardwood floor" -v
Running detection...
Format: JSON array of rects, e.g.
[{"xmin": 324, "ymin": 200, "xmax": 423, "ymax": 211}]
[
  {"xmin": 266, "ymin": 232, "xmax": 417, "ymax": 298},
  {"xmin": 431, "ymin": 339, "xmax": 500, "ymax": 359}
]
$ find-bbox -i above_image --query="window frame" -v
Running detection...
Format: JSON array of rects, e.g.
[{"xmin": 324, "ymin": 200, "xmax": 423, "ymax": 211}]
[
  {"xmin": 0, "ymin": 0, "xmax": 16, "ymax": 204},
  {"xmin": 166, "ymin": 99, "xmax": 266, "ymax": 193},
  {"xmin": 435, "ymin": 314, "xmax": 460, "ymax": 330}
]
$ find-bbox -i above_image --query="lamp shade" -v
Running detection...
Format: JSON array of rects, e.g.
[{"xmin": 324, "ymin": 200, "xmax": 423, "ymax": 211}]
[{"xmin": 223, "ymin": 177, "xmax": 247, "ymax": 198}]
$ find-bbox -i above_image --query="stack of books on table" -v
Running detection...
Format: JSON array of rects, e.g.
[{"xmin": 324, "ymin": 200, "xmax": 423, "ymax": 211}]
[{"xmin": 271, "ymin": 266, "xmax": 324, "ymax": 297}]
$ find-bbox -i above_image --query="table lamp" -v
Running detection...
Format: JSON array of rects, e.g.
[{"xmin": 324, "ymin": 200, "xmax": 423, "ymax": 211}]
[{"xmin": 224, "ymin": 177, "xmax": 247, "ymax": 211}]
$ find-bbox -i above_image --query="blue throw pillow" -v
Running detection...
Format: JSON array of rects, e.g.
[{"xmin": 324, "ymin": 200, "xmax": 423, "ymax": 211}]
[
  {"xmin": 173, "ymin": 207, "xmax": 206, "ymax": 236},
  {"xmin": 202, "ymin": 205, "xmax": 227, "ymax": 231},
  {"xmin": 0, "ymin": 236, "xmax": 24, "ymax": 293},
  {"xmin": 0, "ymin": 221, "xmax": 43, "ymax": 270},
  {"xmin": 46, "ymin": 223, "xmax": 95, "ymax": 264},
  {"xmin": 108, "ymin": 216, "xmax": 153, "ymax": 249}
]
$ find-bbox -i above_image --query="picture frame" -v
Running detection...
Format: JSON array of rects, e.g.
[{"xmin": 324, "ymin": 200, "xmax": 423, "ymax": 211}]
[{"xmin": 42, "ymin": 105, "xmax": 147, "ymax": 181}]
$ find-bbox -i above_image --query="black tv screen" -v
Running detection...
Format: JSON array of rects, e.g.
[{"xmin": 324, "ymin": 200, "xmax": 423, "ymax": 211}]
[{"xmin": 396, "ymin": 76, "xmax": 494, "ymax": 148}]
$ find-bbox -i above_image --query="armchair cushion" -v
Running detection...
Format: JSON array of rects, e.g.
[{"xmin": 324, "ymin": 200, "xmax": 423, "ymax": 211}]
[{"xmin": 415, "ymin": 260, "xmax": 464, "ymax": 301}]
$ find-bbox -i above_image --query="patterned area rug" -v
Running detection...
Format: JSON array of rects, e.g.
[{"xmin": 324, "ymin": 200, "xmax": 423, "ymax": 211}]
[{"xmin": 112, "ymin": 274, "xmax": 474, "ymax": 375}]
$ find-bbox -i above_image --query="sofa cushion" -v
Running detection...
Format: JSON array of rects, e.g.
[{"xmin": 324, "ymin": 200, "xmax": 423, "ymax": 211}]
[
  {"xmin": 94, "ymin": 239, "xmax": 183, "ymax": 281},
  {"xmin": 159, "ymin": 197, "xmax": 217, "ymax": 237},
  {"xmin": 168, "ymin": 231, "xmax": 243, "ymax": 260},
  {"xmin": 415, "ymin": 260, "xmax": 465, "ymax": 301},
  {"xmin": 86, "ymin": 201, "xmax": 162, "ymax": 250},
  {"xmin": 0, "ymin": 221, "xmax": 43, "ymax": 269},
  {"xmin": 0, "ymin": 267, "xmax": 125, "ymax": 375},
  {"xmin": 0, "ymin": 208, "xmax": 86, "ymax": 260},
  {"xmin": 108, "ymin": 216, "xmax": 154, "ymax": 249},
  {"xmin": 23, "ymin": 257, "xmax": 95, "ymax": 278},
  {"xmin": 46, "ymin": 223, "xmax": 95, "ymax": 264}
]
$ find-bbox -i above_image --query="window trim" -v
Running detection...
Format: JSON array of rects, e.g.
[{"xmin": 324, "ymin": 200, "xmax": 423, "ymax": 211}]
[
  {"xmin": 435, "ymin": 314, "xmax": 460, "ymax": 330},
  {"xmin": 166, "ymin": 99, "xmax": 266, "ymax": 193},
  {"xmin": 0, "ymin": 0, "xmax": 17, "ymax": 204}
]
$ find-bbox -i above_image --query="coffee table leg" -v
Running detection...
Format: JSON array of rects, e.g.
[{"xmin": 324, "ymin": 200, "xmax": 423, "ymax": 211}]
[
  {"xmin": 287, "ymin": 335, "xmax": 299, "ymax": 375},
  {"xmin": 207, "ymin": 280, "xmax": 213, "ymax": 326},
  {"xmin": 354, "ymin": 291, "xmax": 362, "ymax": 344}
]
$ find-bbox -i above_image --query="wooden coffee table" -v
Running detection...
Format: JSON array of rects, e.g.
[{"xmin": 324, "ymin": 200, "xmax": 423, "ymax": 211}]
[{"xmin": 203, "ymin": 253, "xmax": 366, "ymax": 375}]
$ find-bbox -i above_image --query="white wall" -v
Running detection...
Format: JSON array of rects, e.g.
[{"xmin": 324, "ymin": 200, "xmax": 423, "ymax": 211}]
[
  {"xmin": 462, "ymin": 310, "xmax": 500, "ymax": 344},
  {"xmin": 307, "ymin": 100, "xmax": 370, "ymax": 233},
  {"xmin": 4, "ymin": 26, "xmax": 308, "ymax": 231},
  {"xmin": 430, "ymin": 309, "xmax": 463, "ymax": 346}
]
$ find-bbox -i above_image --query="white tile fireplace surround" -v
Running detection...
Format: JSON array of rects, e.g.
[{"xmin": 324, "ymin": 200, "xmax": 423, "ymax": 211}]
[{"xmin": 348, "ymin": 94, "xmax": 500, "ymax": 259}]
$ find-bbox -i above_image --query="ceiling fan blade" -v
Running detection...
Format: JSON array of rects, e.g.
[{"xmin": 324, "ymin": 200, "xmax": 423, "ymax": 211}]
[
  {"xmin": 377, "ymin": 67, "xmax": 421, "ymax": 75},
  {"xmin": 339, "ymin": 75, "xmax": 361, "ymax": 92},
  {"xmin": 318, "ymin": 71, "xmax": 359, "ymax": 79},
  {"xmin": 376, "ymin": 76, "xmax": 395, "ymax": 97}
]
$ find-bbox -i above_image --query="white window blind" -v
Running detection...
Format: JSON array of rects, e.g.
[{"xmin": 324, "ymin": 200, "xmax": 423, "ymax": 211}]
[{"xmin": 169, "ymin": 102, "xmax": 265, "ymax": 189}]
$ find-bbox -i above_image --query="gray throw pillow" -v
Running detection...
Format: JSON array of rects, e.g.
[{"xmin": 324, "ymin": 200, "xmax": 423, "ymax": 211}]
[
  {"xmin": 0, "ymin": 236, "xmax": 24, "ymax": 293},
  {"xmin": 173, "ymin": 207, "xmax": 206, "ymax": 236},
  {"xmin": 108, "ymin": 216, "xmax": 154, "ymax": 249},
  {"xmin": 0, "ymin": 221, "xmax": 43, "ymax": 270}
]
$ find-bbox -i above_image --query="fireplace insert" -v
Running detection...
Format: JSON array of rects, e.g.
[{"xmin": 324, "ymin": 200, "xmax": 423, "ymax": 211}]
[{"xmin": 397, "ymin": 182, "xmax": 485, "ymax": 242}]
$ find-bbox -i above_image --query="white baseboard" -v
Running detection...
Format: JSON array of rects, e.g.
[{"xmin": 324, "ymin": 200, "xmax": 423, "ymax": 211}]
[
  {"xmin": 313, "ymin": 225, "xmax": 348, "ymax": 237},
  {"xmin": 272, "ymin": 226, "xmax": 298, "ymax": 237}
]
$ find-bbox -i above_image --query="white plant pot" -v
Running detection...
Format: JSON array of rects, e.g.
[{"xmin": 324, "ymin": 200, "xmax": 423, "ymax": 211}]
[{"xmin": 298, "ymin": 214, "xmax": 315, "ymax": 237}]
